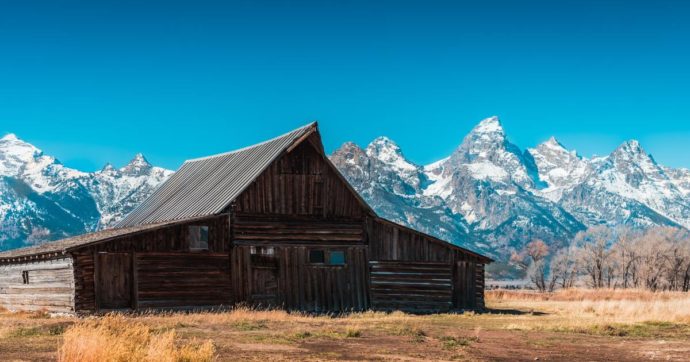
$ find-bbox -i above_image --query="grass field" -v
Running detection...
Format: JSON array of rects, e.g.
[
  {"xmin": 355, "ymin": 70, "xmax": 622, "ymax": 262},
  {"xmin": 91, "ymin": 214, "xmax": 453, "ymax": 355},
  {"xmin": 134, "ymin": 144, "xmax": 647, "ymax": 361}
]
[{"xmin": 2, "ymin": 289, "xmax": 690, "ymax": 361}]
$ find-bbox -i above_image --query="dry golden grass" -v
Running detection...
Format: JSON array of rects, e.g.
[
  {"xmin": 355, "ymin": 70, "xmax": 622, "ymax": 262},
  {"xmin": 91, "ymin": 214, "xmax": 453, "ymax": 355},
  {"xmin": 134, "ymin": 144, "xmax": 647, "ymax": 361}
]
[
  {"xmin": 487, "ymin": 288, "xmax": 690, "ymax": 302},
  {"xmin": 487, "ymin": 289, "xmax": 690, "ymax": 334},
  {"xmin": 2, "ymin": 290, "xmax": 690, "ymax": 361},
  {"xmin": 57, "ymin": 314, "xmax": 215, "ymax": 362}
]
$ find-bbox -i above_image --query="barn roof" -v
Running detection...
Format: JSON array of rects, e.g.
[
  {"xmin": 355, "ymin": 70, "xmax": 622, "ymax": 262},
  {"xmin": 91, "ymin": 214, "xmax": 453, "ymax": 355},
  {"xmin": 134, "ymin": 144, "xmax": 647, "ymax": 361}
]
[{"xmin": 117, "ymin": 122, "xmax": 318, "ymax": 227}]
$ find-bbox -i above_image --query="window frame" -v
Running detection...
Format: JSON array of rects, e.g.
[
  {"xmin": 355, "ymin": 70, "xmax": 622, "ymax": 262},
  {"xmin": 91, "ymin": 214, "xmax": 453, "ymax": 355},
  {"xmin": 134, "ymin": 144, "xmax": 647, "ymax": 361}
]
[
  {"xmin": 188, "ymin": 225, "xmax": 210, "ymax": 251},
  {"xmin": 21, "ymin": 270, "xmax": 29, "ymax": 284},
  {"xmin": 308, "ymin": 249, "xmax": 326, "ymax": 264},
  {"xmin": 308, "ymin": 249, "xmax": 346, "ymax": 266}
]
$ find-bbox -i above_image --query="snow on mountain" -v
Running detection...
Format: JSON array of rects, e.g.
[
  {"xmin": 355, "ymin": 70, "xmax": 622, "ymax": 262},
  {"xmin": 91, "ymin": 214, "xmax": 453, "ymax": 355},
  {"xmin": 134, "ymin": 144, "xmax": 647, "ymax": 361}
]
[
  {"xmin": 0, "ymin": 133, "xmax": 86, "ymax": 193},
  {"xmin": 666, "ymin": 167, "xmax": 690, "ymax": 197},
  {"xmin": 331, "ymin": 140, "xmax": 469, "ymax": 248},
  {"xmin": 559, "ymin": 140, "xmax": 690, "ymax": 229},
  {"xmin": 528, "ymin": 137, "xmax": 591, "ymax": 201},
  {"xmin": 86, "ymin": 153, "xmax": 172, "ymax": 228},
  {"xmin": 330, "ymin": 116, "xmax": 690, "ymax": 277},
  {"xmin": 0, "ymin": 134, "xmax": 172, "ymax": 250}
]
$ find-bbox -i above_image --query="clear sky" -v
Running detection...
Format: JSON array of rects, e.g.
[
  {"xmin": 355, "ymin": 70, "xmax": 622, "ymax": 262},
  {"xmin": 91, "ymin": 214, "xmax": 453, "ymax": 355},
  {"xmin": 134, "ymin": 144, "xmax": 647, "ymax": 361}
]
[{"xmin": 0, "ymin": 0, "xmax": 689, "ymax": 171}]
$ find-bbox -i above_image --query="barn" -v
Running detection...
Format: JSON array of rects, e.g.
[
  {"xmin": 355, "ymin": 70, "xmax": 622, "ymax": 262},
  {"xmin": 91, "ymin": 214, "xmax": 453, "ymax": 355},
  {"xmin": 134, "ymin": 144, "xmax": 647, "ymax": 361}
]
[{"xmin": 0, "ymin": 123, "xmax": 492, "ymax": 314}]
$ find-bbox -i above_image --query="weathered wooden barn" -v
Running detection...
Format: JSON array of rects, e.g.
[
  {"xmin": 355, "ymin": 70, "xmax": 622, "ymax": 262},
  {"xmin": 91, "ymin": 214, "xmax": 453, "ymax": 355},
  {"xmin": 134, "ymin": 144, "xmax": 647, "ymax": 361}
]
[{"xmin": 0, "ymin": 123, "xmax": 491, "ymax": 314}]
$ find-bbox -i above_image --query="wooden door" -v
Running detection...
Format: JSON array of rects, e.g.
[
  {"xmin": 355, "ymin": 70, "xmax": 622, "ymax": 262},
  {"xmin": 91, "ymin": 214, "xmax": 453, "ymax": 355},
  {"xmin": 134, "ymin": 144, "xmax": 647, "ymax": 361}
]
[
  {"xmin": 249, "ymin": 254, "xmax": 280, "ymax": 307},
  {"xmin": 97, "ymin": 253, "xmax": 133, "ymax": 309},
  {"xmin": 453, "ymin": 261, "xmax": 476, "ymax": 310}
]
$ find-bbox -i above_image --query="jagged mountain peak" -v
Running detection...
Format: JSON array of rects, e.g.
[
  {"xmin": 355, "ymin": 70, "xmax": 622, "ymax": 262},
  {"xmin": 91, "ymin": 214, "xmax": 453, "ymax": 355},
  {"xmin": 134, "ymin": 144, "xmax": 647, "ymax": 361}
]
[
  {"xmin": 455, "ymin": 116, "xmax": 507, "ymax": 152},
  {"xmin": 612, "ymin": 139, "xmax": 650, "ymax": 158},
  {"xmin": 130, "ymin": 153, "xmax": 151, "ymax": 166},
  {"xmin": 532, "ymin": 137, "xmax": 581, "ymax": 160},
  {"xmin": 543, "ymin": 136, "xmax": 567, "ymax": 150},
  {"xmin": 121, "ymin": 153, "xmax": 153, "ymax": 175},
  {"xmin": 367, "ymin": 136, "xmax": 403, "ymax": 155},
  {"xmin": 366, "ymin": 136, "xmax": 417, "ymax": 172},
  {"xmin": 337, "ymin": 141, "xmax": 366, "ymax": 153},
  {"xmin": 1, "ymin": 133, "xmax": 19, "ymax": 142},
  {"xmin": 101, "ymin": 163, "xmax": 116, "ymax": 172},
  {"xmin": 471, "ymin": 116, "xmax": 504, "ymax": 135},
  {"xmin": 459, "ymin": 116, "xmax": 510, "ymax": 150},
  {"xmin": 608, "ymin": 139, "xmax": 658, "ymax": 170},
  {"xmin": 0, "ymin": 132, "xmax": 39, "ymax": 152}
]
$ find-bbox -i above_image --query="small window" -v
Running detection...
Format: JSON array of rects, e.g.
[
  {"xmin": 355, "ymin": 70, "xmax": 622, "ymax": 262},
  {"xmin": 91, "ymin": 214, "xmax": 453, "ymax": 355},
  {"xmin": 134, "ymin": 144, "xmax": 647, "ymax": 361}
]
[
  {"xmin": 250, "ymin": 246, "xmax": 275, "ymax": 256},
  {"xmin": 22, "ymin": 271, "xmax": 29, "ymax": 284},
  {"xmin": 329, "ymin": 251, "xmax": 346, "ymax": 265},
  {"xmin": 309, "ymin": 250, "xmax": 325, "ymax": 264},
  {"xmin": 188, "ymin": 225, "xmax": 209, "ymax": 250},
  {"xmin": 309, "ymin": 250, "xmax": 346, "ymax": 265}
]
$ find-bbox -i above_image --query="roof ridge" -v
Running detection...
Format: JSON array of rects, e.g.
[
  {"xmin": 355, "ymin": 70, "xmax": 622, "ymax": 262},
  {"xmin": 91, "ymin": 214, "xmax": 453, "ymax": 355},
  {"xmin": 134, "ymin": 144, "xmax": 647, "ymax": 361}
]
[{"xmin": 184, "ymin": 121, "xmax": 317, "ymax": 163}]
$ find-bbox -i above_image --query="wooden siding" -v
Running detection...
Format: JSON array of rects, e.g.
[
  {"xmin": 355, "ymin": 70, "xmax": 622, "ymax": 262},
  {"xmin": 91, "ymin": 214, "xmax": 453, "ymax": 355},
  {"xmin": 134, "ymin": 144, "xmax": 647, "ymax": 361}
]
[
  {"xmin": 234, "ymin": 140, "xmax": 365, "ymax": 220},
  {"xmin": 369, "ymin": 219, "xmax": 487, "ymax": 311},
  {"xmin": 136, "ymin": 253, "xmax": 232, "ymax": 309},
  {"xmin": 369, "ymin": 219, "xmax": 454, "ymax": 263},
  {"xmin": 232, "ymin": 245, "xmax": 369, "ymax": 312},
  {"xmin": 233, "ymin": 215, "xmax": 365, "ymax": 243},
  {"xmin": 85, "ymin": 215, "xmax": 230, "ymax": 254},
  {"xmin": 369, "ymin": 261, "xmax": 453, "ymax": 313},
  {"xmin": 0, "ymin": 258, "xmax": 75, "ymax": 313},
  {"xmin": 73, "ymin": 251, "xmax": 96, "ymax": 313}
]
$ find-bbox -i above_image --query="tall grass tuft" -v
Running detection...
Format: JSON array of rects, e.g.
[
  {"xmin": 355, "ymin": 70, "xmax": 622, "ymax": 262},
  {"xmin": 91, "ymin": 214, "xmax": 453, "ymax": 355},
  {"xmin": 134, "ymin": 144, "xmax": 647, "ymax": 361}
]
[{"xmin": 57, "ymin": 314, "xmax": 215, "ymax": 362}]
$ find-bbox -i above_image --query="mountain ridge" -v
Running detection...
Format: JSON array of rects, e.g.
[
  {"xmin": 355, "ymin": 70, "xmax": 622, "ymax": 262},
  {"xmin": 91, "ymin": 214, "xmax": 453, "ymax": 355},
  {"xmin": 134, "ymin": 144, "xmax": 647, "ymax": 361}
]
[
  {"xmin": 330, "ymin": 117, "xmax": 690, "ymax": 276},
  {"xmin": 0, "ymin": 134, "xmax": 172, "ymax": 250}
]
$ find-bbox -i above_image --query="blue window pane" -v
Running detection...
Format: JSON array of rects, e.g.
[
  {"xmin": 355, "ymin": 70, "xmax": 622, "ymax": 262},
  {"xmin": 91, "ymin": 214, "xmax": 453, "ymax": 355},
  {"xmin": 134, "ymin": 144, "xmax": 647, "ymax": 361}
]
[{"xmin": 329, "ymin": 251, "xmax": 345, "ymax": 265}]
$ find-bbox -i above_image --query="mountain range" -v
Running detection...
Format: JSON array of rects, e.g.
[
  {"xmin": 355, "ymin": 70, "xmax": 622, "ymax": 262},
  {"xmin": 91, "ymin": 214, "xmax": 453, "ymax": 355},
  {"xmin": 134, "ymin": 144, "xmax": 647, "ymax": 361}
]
[
  {"xmin": 330, "ymin": 117, "xmax": 690, "ymax": 276},
  {"xmin": 0, "ymin": 133, "xmax": 171, "ymax": 250},
  {"xmin": 2, "ymin": 118, "xmax": 690, "ymax": 278}
]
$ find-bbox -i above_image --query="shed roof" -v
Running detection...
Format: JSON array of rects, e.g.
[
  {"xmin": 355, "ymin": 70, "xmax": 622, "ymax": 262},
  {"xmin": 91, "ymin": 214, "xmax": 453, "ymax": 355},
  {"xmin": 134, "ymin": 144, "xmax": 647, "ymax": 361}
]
[{"xmin": 117, "ymin": 122, "xmax": 317, "ymax": 227}]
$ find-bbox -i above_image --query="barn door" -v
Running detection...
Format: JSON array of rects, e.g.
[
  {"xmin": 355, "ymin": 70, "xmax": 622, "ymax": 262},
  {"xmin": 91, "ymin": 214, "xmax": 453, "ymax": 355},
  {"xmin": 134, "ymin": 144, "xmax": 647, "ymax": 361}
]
[
  {"xmin": 96, "ymin": 253, "xmax": 133, "ymax": 310},
  {"xmin": 453, "ymin": 261, "xmax": 477, "ymax": 310},
  {"xmin": 249, "ymin": 247, "xmax": 280, "ymax": 307}
]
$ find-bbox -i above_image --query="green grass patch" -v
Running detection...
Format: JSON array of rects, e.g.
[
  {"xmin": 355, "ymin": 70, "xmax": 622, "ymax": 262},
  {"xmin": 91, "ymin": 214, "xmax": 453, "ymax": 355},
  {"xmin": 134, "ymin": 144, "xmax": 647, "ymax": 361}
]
[
  {"xmin": 232, "ymin": 320, "xmax": 268, "ymax": 331},
  {"xmin": 556, "ymin": 321, "xmax": 690, "ymax": 338},
  {"xmin": 439, "ymin": 336, "xmax": 475, "ymax": 349},
  {"xmin": 7, "ymin": 323, "xmax": 70, "ymax": 338}
]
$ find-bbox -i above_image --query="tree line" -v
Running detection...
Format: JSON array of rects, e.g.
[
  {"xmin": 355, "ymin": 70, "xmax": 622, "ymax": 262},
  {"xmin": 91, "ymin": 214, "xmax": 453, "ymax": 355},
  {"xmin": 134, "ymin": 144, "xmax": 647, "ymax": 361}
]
[{"xmin": 512, "ymin": 226, "xmax": 690, "ymax": 292}]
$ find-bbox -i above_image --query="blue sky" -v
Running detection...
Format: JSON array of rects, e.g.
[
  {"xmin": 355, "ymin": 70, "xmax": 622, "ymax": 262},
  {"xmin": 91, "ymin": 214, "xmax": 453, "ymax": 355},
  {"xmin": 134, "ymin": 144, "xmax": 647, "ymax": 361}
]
[{"xmin": 0, "ymin": 0, "xmax": 689, "ymax": 171}]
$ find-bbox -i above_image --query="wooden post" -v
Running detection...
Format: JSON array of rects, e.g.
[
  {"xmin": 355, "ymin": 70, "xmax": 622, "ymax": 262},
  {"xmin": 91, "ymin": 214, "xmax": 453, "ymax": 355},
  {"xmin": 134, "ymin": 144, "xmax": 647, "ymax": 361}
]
[
  {"xmin": 132, "ymin": 251, "xmax": 138, "ymax": 310},
  {"xmin": 93, "ymin": 251, "xmax": 100, "ymax": 312}
]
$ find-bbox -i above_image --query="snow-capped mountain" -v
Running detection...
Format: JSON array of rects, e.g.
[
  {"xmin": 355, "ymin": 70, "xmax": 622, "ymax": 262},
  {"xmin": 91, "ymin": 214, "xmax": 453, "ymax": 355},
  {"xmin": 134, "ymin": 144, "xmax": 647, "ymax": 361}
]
[
  {"xmin": 0, "ymin": 134, "xmax": 172, "ymax": 251},
  {"xmin": 330, "ymin": 116, "xmax": 690, "ymax": 276}
]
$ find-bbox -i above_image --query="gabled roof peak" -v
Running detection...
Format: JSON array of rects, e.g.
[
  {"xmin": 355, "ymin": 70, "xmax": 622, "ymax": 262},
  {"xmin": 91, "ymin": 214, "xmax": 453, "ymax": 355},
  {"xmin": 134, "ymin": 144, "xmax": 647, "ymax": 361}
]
[
  {"xmin": 117, "ymin": 121, "xmax": 319, "ymax": 227},
  {"xmin": 185, "ymin": 122, "xmax": 317, "ymax": 163}
]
